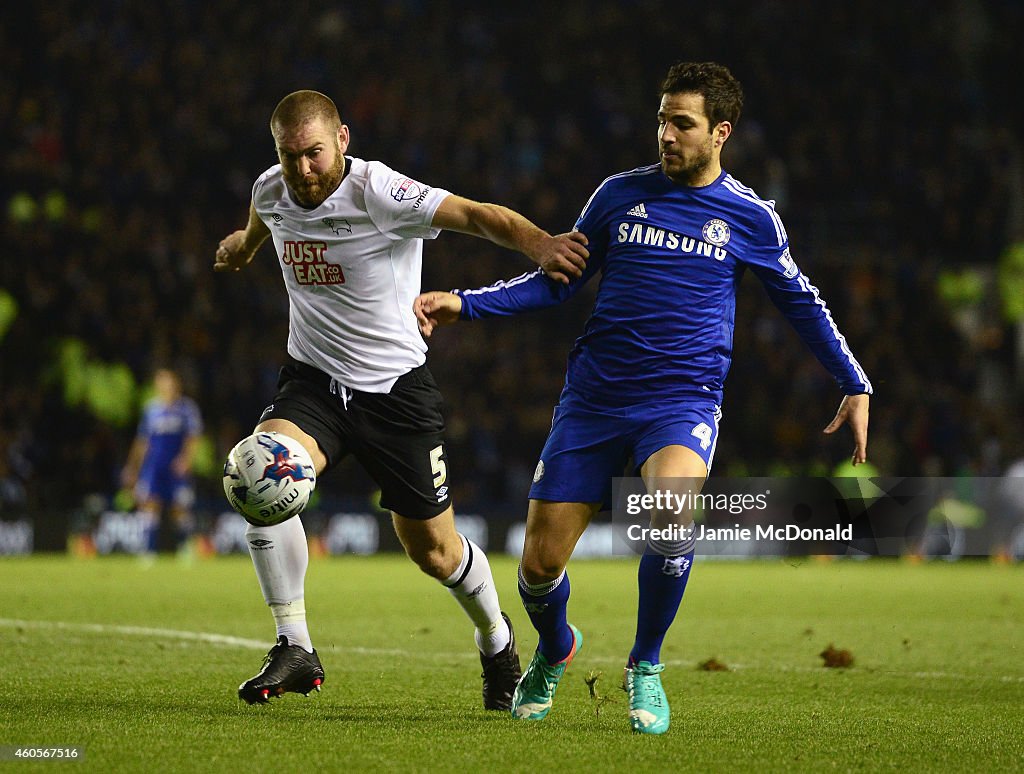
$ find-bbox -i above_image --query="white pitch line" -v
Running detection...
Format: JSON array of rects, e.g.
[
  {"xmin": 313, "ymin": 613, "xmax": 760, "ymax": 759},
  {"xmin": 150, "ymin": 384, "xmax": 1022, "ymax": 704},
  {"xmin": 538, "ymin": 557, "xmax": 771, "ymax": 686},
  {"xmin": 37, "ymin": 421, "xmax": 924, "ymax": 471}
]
[
  {"xmin": 0, "ymin": 618, "xmax": 471, "ymax": 658},
  {"xmin": 0, "ymin": 618, "xmax": 269, "ymax": 650},
  {"xmin": 2, "ymin": 618, "xmax": 1022, "ymax": 684}
]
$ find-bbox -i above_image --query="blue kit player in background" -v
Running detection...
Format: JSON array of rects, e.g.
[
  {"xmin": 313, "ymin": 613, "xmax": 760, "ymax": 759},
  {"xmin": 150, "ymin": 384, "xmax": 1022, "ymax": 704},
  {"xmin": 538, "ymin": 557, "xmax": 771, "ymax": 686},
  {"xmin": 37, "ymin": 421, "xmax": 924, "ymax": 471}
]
[
  {"xmin": 415, "ymin": 61, "xmax": 872, "ymax": 735},
  {"xmin": 121, "ymin": 368, "xmax": 203, "ymax": 556}
]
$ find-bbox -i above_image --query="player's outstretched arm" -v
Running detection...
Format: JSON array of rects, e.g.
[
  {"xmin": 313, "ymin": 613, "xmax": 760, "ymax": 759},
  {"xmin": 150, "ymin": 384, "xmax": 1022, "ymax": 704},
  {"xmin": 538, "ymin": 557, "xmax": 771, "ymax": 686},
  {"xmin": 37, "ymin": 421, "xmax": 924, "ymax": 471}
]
[
  {"xmin": 823, "ymin": 393, "xmax": 870, "ymax": 466},
  {"xmin": 120, "ymin": 435, "xmax": 147, "ymax": 489},
  {"xmin": 431, "ymin": 194, "xmax": 589, "ymax": 284},
  {"xmin": 214, "ymin": 201, "xmax": 271, "ymax": 272},
  {"xmin": 172, "ymin": 433, "xmax": 201, "ymax": 477},
  {"xmin": 414, "ymin": 291, "xmax": 463, "ymax": 338}
]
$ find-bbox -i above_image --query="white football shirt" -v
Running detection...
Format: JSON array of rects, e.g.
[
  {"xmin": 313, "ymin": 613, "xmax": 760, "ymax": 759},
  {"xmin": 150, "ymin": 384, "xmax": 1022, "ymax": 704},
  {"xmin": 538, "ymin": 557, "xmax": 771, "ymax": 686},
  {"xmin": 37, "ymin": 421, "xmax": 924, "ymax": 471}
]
[{"xmin": 252, "ymin": 157, "xmax": 450, "ymax": 393}]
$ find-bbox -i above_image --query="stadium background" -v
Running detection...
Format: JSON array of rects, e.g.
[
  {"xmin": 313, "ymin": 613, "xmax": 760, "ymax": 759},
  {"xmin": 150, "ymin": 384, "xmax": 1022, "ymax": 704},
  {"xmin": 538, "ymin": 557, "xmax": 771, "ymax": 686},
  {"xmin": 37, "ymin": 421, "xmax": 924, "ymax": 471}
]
[{"xmin": 1, "ymin": 0, "xmax": 1023, "ymax": 556}]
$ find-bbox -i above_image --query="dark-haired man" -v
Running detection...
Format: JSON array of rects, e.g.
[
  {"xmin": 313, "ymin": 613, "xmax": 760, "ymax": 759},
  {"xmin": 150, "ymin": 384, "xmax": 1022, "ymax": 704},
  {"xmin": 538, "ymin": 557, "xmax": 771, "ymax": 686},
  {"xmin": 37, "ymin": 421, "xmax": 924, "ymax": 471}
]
[{"xmin": 415, "ymin": 62, "xmax": 871, "ymax": 734}]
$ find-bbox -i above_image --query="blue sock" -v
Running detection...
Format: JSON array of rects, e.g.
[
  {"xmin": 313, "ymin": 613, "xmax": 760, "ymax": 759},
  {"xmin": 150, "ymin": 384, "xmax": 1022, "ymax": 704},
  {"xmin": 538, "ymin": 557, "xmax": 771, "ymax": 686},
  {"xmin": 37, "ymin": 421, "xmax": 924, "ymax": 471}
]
[
  {"xmin": 630, "ymin": 542, "xmax": 695, "ymax": 666},
  {"xmin": 142, "ymin": 511, "xmax": 160, "ymax": 553},
  {"xmin": 518, "ymin": 567, "xmax": 574, "ymax": 663}
]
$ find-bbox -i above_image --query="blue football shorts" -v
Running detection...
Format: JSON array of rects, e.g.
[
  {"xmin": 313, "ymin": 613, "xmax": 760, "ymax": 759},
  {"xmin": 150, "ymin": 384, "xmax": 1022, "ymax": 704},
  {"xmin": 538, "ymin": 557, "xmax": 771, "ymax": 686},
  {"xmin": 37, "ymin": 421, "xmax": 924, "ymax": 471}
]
[
  {"xmin": 528, "ymin": 389, "xmax": 722, "ymax": 507},
  {"xmin": 135, "ymin": 467, "xmax": 195, "ymax": 509}
]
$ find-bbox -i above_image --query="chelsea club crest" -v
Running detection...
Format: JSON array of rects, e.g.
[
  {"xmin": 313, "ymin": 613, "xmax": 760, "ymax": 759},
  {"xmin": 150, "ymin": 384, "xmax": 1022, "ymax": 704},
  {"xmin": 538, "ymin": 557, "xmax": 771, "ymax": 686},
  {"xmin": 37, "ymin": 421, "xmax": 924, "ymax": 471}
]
[{"xmin": 702, "ymin": 218, "xmax": 731, "ymax": 246}]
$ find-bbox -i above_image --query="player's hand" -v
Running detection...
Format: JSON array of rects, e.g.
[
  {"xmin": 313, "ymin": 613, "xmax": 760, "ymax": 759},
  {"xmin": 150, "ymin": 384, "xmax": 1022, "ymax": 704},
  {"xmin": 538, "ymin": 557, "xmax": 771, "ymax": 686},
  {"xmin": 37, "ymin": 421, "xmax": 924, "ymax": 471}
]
[
  {"xmin": 823, "ymin": 393, "xmax": 870, "ymax": 466},
  {"xmin": 413, "ymin": 291, "xmax": 463, "ymax": 338},
  {"xmin": 214, "ymin": 230, "xmax": 255, "ymax": 272},
  {"xmin": 170, "ymin": 455, "xmax": 189, "ymax": 477},
  {"xmin": 531, "ymin": 231, "xmax": 589, "ymax": 284}
]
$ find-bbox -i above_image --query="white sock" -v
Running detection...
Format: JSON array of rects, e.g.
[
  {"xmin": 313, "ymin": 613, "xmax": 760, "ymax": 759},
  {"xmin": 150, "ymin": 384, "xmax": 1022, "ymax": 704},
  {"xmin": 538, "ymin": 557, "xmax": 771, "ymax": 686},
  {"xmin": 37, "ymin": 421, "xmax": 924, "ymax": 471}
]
[
  {"xmin": 444, "ymin": 533, "xmax": 510, "ymax": 657},
  {"xmin": 246, "ymin": 517, "xmax": 313, "ymax": 652},
  {"xmin": 271, "ymin": 599, "xmax": 312, "ymax": 653}
]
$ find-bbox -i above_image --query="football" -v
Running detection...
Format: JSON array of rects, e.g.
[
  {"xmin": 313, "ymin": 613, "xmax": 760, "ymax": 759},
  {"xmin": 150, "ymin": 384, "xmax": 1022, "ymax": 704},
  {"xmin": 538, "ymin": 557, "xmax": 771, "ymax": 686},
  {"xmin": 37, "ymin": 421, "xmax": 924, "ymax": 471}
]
[{"xmin": 222, "ymin": 431, "xmax": 316, "ymax": 526}]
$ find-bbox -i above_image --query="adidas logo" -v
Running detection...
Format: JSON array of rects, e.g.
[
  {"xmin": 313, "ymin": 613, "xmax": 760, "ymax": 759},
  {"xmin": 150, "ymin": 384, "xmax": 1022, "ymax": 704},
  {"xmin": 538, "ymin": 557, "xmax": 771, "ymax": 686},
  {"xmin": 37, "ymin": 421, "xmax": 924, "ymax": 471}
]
[{"xmin": 626, "ymin": 202, "xmax": 648, "ymax": 218}]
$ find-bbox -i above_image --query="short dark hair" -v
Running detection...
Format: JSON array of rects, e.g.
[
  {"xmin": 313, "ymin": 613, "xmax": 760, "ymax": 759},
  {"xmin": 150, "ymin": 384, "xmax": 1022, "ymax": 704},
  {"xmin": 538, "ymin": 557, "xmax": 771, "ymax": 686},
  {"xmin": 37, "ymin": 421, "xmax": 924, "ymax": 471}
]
[
  {"xmin": 660, "ymin": 62, "xmax": 743, "ymax": 129},
  {"xmin": 270, "ymin": 90, "xmax": 341, "ymax": 135}
]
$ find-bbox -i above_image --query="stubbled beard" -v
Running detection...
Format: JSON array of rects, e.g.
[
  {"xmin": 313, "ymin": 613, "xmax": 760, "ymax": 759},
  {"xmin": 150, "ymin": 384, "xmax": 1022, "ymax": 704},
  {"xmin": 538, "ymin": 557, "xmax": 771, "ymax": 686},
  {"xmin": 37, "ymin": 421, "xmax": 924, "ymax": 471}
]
[
  {"xmin": 285, "ymin": 152, "xmax": 345, "ymax": 207},
  {"xmin": 662, "ymin": 144, "xmax": 713, "ymax": 185}
]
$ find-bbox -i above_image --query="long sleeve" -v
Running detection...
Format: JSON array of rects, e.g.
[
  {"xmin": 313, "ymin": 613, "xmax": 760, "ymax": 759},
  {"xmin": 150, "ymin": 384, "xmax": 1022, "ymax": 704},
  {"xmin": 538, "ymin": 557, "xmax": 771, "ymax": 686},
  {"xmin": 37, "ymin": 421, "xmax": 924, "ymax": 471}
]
[
  {"xmin": 457, "ymin": 256, "xmax": 603, "ymax": 320},
  {"xmin": 750, "ymin": 251, "xmax": 873, "ymax": 395}
]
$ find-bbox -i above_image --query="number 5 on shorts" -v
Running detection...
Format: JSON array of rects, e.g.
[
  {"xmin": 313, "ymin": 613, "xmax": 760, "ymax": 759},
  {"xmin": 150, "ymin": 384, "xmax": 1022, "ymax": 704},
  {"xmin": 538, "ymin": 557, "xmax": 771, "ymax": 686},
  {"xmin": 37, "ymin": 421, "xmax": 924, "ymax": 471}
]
[{"xmin": 430, "ymin": 445, "xmax": 447, "ymax": 487}]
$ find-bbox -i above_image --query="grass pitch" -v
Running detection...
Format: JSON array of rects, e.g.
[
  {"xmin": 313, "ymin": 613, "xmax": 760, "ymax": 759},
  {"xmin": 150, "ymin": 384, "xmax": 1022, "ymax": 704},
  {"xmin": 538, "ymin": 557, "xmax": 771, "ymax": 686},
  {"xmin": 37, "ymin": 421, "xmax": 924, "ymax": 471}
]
[{"xmin": 1, "ymin": 554, "xmax": 1021, "ymax": 772}]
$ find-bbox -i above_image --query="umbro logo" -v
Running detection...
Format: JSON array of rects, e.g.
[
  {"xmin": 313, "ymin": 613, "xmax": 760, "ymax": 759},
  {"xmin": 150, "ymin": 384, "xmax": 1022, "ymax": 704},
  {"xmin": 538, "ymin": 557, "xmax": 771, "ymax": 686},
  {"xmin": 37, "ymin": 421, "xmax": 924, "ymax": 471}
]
[
  {"xmin": 271, "ymin": 213, "xmax": 284, "ymax": 224},
  {"xmin": 249, "ymin": 539, "xmax": 273, "ymax": 549},
  {"xmin": 626, "ymin": 202, "xmax": 648, "ymax": 219}
]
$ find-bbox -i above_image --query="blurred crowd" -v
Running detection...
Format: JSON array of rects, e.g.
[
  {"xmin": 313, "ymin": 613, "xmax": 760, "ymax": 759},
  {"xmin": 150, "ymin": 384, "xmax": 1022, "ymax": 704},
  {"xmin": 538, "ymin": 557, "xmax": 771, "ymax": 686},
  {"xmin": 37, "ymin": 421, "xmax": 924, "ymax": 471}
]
[{"xmin": 2, "ymin": 0, "xmax": 1022, "ymax": 513}]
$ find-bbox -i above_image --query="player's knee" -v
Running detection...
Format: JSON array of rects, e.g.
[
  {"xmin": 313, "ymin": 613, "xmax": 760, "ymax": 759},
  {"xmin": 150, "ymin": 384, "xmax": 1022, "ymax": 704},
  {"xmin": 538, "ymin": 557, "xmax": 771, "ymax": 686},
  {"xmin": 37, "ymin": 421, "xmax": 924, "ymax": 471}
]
[
  {"xmin": 519, "ymin": 554, "xmax": 566, "ymax": 585},
  {"xmin": 650, "ymin": 507, "xmax": 690, "ymax": 529},
  {"xmin": 521, "ymin": 532, "xmax": 571, "ymax": 582},
  {"xmin": 404, "ymin": 540, "xmax": 459, "ymax": 580}
]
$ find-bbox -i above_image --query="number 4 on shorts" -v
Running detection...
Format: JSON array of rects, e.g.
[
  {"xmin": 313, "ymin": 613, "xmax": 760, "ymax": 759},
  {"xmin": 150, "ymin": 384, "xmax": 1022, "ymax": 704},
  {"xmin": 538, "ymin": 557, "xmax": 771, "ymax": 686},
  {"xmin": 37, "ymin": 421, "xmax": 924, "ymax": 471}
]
[{"xmin": 691, "ymin": 422, "xmax": 713, "ymax": 450}]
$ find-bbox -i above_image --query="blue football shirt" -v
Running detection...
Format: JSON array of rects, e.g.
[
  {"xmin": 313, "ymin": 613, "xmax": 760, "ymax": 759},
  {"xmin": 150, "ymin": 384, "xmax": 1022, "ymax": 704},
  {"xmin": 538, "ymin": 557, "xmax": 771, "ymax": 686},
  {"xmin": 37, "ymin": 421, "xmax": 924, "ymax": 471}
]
[
  {"xmin": 137, "ymin": 397, "xmax": 203, "ymax": 475},
  {"xmin": 457, "ymin": 164, "xmax": 871, "ymax": 406}
]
